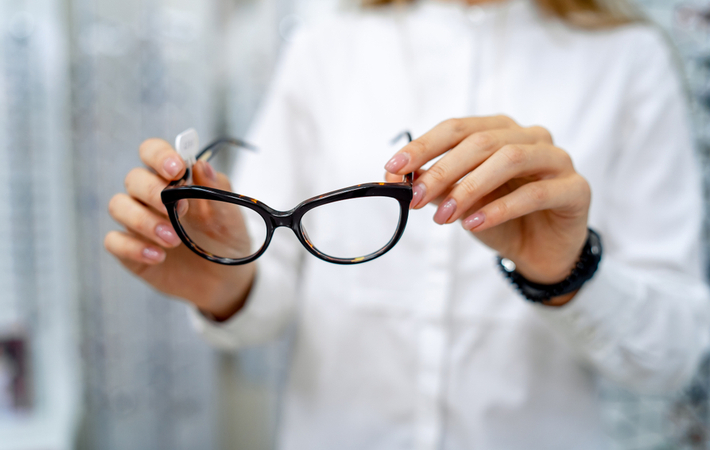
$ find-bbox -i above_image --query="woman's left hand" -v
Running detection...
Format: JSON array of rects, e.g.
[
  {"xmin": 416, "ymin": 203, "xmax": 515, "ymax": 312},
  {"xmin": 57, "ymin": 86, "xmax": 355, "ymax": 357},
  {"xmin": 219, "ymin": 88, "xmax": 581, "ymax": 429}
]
[{"xmin": 384, "ymin": 116, "xmax": 591, "ymax": 304}]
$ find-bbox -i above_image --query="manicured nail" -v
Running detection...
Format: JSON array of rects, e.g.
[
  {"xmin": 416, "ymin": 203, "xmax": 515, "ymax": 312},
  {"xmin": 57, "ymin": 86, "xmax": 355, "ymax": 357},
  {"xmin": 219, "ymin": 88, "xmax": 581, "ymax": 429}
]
[
  {"xmin": 463, "ymin": 212, "xmax": 486, "ymax": 230},
  {"xmin": 385, "ymin": 153, "xmax": 410, "ymax": 173},
  {"xmin": 163, "ymin": 157, "xmax": 182, "ymax": 178},
  {"xmin": 203, "ymin": 161, "xmax": 216, "ymax": 181},
  {"xmin": 434, "ymin": 199, "xmax": 457, "ymax": 224},
  {"xmin": 142, "ymin": 247, "xmax": 165, "ymax": 262},
  {"xmin": 155, "ymin": 224, "xmax": 181, "ymax": 246},
  {"xmin": 411, "ymin": 184, "xmax": 426, "ymax": 209}
]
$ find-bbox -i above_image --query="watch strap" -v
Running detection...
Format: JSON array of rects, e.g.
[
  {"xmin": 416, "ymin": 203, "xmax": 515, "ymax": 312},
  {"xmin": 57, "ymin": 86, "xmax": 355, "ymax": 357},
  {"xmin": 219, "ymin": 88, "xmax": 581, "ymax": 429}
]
[{"xmin": 497, "ymin": 228, "xmax": 602, "ymax": 303}]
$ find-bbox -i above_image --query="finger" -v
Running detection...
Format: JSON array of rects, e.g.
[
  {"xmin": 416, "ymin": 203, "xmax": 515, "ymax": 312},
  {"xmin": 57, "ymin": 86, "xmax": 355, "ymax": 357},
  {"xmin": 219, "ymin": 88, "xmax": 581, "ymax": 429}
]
[
  {"xmin": 525, "ymin": 125, "xmax": 554, "ymax": 145},
  {"xmin": 383, "ymin": 115, "xmax": 519, "ymax": 175},
  {"xmin": 383, "ymin": 168, "xmax": 425, "ymax": 183},
  {"xmin": 108, "ymin": 193, "xmax": 183, "ymax": 248},
  {"xmin": 430, "ymin": 182, "xmax": 510, "ymax": 212},
  {"xmin": 460, "ymin": 176, "xmax": 591, "ymax": 232},
  {"xmin": 411, "ymin": 129, "xmax": 541, "ymax": 210},
  {"xmin": 139, "ymin": 138, "xmax": 186, "ymax": 181},
  {"xmin": 193, "ymin": 160, "xmax": 232, "ymax": 191},
  {"xmin": 125, "ymin": 167, "xmax": 170, "ymax": 215},
  {"xmin": 104, "ymin": 230, "xmax": 166, "ymax": 266},
  {"xmin": 434, "ymin": 144, "xmax": 573, "ymax": 224},
  {"xmin": 384, "ymin": 172, "xmax": 399, "ymax": 183}
]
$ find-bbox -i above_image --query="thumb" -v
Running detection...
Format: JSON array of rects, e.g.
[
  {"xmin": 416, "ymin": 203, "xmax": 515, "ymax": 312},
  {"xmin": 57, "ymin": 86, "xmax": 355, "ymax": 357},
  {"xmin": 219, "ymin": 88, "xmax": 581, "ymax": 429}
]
[
  {"xmin": 384, "ymin": 168, "xmax": 425, "ymax": 183},
  {"xmin": 384, "ymin": 171, "xmax": 400, "ymax": 183},
  {"xmin": 193, "ymin": 161, "xmax": 232, "ymax": 191}
]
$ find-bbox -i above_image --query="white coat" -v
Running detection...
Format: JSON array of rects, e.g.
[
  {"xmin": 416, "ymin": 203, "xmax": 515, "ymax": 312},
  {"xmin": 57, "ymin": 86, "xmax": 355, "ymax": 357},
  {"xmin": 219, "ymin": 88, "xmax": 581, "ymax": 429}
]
[{"xmin": 190, "ymin": 1, "xmax": 710, "ymax": 448}]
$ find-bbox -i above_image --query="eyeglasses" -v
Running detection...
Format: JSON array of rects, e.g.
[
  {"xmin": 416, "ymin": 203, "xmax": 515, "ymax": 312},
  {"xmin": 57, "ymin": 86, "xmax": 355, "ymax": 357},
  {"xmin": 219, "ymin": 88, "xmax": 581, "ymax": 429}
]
[{"xmin": 161, "ymin": 131, "xmax": 414, "ymax": 265}]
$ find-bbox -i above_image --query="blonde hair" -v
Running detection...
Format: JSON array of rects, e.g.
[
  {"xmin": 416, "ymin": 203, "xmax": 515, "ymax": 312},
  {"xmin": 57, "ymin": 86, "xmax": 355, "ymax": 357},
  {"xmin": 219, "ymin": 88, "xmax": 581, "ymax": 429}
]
[{"xmin": 364, "ymin": 0, "xmax": 642, "ymax": 29}]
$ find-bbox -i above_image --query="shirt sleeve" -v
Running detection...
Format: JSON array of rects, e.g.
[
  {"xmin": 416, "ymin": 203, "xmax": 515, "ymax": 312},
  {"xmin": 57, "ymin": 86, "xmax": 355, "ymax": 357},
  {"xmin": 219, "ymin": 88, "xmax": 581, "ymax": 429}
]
[
  {"xmin": 188, "ymin": 29, "xmax": 320, "ymax": 349},
  {"xmin": 534, "ymin": 29, "xmax": 710, "ymax": 394}
]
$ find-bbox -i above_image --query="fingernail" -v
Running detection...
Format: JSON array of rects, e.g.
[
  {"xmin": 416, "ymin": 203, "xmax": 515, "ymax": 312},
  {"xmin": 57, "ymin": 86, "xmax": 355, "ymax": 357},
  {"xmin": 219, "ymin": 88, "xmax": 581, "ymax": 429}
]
[
  {"xmin": 434, "ymin": 199, "xmax": 457, "ymax": 224},
  {"xmin": 385, "ymin": 153, "xmax": 410, "ymax": 173},
  {"xmin": 177, "ymin": 200, "xmax": 188, "ymax": 217},
  {"xmin": 203, "ymin": 161, "xmax": 216, "ymax": 182},
  {"xmin": 410, "ymin": 184, "xmax": 426, "ymax": 209},
  {"xmin": 156, "ymin": 224, "xmax": 181, "ymax": 246},
  {"xmin": 463, "ymin": 212, "xmax": 486, "ymax": 230},
  {"xmin": 163, "ymin": 157, "xmax": 182, "ymax": 178},
  {"xmin": 142, "ymin": 247, "xmax": 165, "ymax": 262}
]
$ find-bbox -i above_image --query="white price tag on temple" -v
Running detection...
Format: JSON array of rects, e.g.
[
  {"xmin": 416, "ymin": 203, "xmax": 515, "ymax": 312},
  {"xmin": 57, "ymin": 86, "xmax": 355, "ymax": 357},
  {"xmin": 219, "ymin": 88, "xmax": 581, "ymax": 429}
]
[{"xmin": 175, "ymin": 128, "xmax": 200, "ymax": 169}]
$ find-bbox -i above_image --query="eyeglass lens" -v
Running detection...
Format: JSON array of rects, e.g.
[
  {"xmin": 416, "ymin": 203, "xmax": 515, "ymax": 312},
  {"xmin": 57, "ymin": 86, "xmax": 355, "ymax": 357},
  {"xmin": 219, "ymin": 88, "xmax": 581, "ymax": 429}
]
[
  {"xmin": 177, "ymin": 198, "xmax": 268, "ymax": 260},
  {"xmin": 301, "ymin": 196, "xmax": 402, "ymax": 259},
  {"xmin": 175, "ymin": 195, "xmax": 402, "ymax": 261}
]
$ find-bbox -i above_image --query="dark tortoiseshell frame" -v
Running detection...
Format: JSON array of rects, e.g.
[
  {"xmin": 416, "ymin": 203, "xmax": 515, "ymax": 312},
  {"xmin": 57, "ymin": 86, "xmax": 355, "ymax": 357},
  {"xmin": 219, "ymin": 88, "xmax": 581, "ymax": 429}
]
[{"xmin": 161, "ymin": 134, "xmax": 414, "ymax": 265}]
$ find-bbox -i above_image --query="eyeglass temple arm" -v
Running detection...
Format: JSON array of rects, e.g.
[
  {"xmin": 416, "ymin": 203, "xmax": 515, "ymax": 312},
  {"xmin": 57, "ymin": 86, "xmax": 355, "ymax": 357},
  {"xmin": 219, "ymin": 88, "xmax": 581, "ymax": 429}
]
[
  {"xmin": 196, "ymin": 137, "xmax": 258, "ymax": 162},
  {"xmin": 172, "ymin": 133, "xmax": 412, "ymax": 186},
  {"xmin": 391, "ymin": 131, "xmax": 412, "ymax": 145},
  {"xmin": 391, "ymin": 131, "xmax": 414, "ymax": 184},
  {"xmin": 167, "ymin": 137, "xmax": 257, "ymax": 187}
]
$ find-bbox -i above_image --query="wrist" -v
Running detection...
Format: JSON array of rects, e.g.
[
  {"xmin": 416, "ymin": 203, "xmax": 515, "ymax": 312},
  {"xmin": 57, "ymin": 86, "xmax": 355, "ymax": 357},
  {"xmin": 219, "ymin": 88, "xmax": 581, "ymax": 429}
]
[
  {"xmin": 512, "ymin": 232, "xmax": 588, "ymax": 285},
  {"xmin": 497, "ymin": 228, "xmax": 602, "ymax": 304},
  {"xmin": 513, "ymin": 257, "xmax": 581, "ymax": 285},
  {"xmin": 543, "ymin": 290, "xmax": 578, "ymax": 307},
  {"xmin": 199, "ymin": 264, "xmax": 256, "ymax": 322}
]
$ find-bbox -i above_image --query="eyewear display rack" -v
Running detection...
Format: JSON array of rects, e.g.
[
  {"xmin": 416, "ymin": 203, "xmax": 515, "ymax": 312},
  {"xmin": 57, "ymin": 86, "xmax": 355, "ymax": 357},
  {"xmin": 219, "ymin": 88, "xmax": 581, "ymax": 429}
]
[
  {"xmin": 0, "ymin": 1, "xmax": 81, "ymax": 450},
  {"xmin": 600, "ymin": 2, "xmax": 710, "ymax": 450}
]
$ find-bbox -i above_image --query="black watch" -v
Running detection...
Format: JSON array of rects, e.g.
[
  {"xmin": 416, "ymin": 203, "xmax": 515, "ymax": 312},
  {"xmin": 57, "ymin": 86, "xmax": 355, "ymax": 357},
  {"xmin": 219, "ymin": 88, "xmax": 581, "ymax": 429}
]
[{"xmin": 497, "ymin": 228, "xmax": 602, "ymax": 303}]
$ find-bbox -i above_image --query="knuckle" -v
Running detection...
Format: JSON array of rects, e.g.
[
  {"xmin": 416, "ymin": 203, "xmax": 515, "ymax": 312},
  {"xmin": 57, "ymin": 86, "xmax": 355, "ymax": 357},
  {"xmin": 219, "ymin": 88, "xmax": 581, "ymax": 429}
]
[
  {"xmin": 139, "ymin": 138, "xmax": 172, "ymax": 161},
  {"xmin": 496, "ymin": 114, "xmax": 517, "ymax": 127},
  {"xmin": 139, "ymin": 138, "xmax": 160, "ymax": 154},
  {"xmin": 147, "ymin": 180, "xmax": 164, "ymax": 205},
  {"xmin": 135, "ymin": 209, "xmax": 155, "ymax": 234},
  {"xmin": 471, "ymin": 132, "xmax": 496, "ymax": 151},
  {"xmin": 442, "ymin": 118, "xmax": 467, "ymax": 135},
  {"xmin": 563, "ymin": 154, "xmax": 574, "ymax": 171},
  {"xmin": 494, "ymin": 199, "xmax": 510, "ymax": 218},
  {"xmin": 103, "ymin": 232, "xmax": 116, "ymax": 251},
  {"xmin": 456, "ymin": 177, "xmax": 479, "ymax": 200},
  {"xmin": 107, "ymin": 194, "xmax": 125, "ymax": 217},
  {"xmin": 573, "ymin": 174, "xmax": 592, "ymax": 202},
  {"xmin": 559, "ymin": 148, "xmax": 574, "ymax": 168},
  {"xmin": 217, "ymin": 173, "xmax": 232, "ymax": 191},
  {"xmin": 140, "ymin": 137, "xmax": 168, "ymax": 151},
  {"xmin": 424, "ymin": 163, "xmax": 449, "ymax": 184},
  {"xmin": 124, "ymin": 167, "xmax": 142, "ymax": 192},
  {"xmin": 550, "ymin": 145, "xmax": 573, "ymax": 166},
  {"xmin": 527, "ymin": 183, "xmax": 548, "ymax": 205},
  {"xmin": 500, "ymin": 145, "xmax": 526, "ymax": 166},
  {"xmin": 407, "ymin": 139, "xmax": 428, "ymax": 158},
  {"xmin": 528, "ymin": 125, "xmax": 553, "ymax": 143}
]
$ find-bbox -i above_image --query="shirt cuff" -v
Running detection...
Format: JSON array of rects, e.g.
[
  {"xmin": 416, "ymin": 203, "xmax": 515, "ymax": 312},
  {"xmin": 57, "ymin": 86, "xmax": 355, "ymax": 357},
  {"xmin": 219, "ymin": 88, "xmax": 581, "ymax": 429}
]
[
  {"xmin": 187, "ymin": 259, "xmax": 298, "ymax": 349},
  {"xmin": 532, "ymin": 258, "xmax": 643, "ymax": 362}
]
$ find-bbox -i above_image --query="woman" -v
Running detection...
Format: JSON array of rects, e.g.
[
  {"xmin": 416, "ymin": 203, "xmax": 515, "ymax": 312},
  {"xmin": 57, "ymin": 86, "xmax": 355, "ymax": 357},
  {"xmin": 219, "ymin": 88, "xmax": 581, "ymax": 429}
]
[{"xmin": 105, "ymin": 0, "xmax": 710, "ymax": 448}]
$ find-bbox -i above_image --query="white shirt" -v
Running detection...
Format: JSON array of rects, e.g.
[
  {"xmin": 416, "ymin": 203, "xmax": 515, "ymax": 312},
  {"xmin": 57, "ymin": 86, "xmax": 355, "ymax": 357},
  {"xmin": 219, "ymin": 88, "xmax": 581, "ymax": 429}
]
[{"xmin": 189, "ymin": 1, "xmax": 710, "ymax": 449}]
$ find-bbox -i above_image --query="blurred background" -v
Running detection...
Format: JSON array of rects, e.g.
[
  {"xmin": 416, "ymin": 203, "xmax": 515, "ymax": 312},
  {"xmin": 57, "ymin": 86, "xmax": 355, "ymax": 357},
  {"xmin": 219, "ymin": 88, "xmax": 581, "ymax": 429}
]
[{"xmin": 0, "ymin": 0, "xmax": 709, "ymax": 449}]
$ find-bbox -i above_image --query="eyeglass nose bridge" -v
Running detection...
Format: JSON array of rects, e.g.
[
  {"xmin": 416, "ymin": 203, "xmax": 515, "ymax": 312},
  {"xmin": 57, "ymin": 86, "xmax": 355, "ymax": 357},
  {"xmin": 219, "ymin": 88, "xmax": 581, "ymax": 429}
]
[{"xmin": 270, "ymin": 210, "xmax": 297, "ymax": 229}]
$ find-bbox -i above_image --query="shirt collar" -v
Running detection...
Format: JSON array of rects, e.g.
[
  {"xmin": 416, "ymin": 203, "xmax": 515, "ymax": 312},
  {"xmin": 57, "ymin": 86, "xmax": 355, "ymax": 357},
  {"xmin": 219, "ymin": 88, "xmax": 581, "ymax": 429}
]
[{"xmin": 413, "ymin": 0, "xmax": 537, "ymax": 25}]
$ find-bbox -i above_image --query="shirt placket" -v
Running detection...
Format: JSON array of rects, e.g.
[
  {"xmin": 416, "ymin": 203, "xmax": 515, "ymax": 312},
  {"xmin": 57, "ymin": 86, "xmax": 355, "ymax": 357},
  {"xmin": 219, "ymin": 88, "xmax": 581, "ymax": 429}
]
[
  {"xmin": 411, "ymin": 6, "xmax": 490, "ymax": 450},
  {"xmin": 415, "ymin": 224, "xmax": 454, "ymax": 450}
]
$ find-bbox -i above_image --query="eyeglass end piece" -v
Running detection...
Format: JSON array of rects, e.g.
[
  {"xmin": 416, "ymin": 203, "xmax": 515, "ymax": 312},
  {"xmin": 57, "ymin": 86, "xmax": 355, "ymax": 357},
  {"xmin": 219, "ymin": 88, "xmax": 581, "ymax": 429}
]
[{"xmin": 175, "ymin": 128, "xmax": 200, "ymax": 169}]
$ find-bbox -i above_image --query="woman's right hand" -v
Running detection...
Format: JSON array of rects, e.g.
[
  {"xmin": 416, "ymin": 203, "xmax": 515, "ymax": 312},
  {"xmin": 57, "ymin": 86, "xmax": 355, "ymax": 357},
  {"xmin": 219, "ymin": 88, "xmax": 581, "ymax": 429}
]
[{"xmin": 104, "ymin": 138, "xmax": 255, "ymax": 321}]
